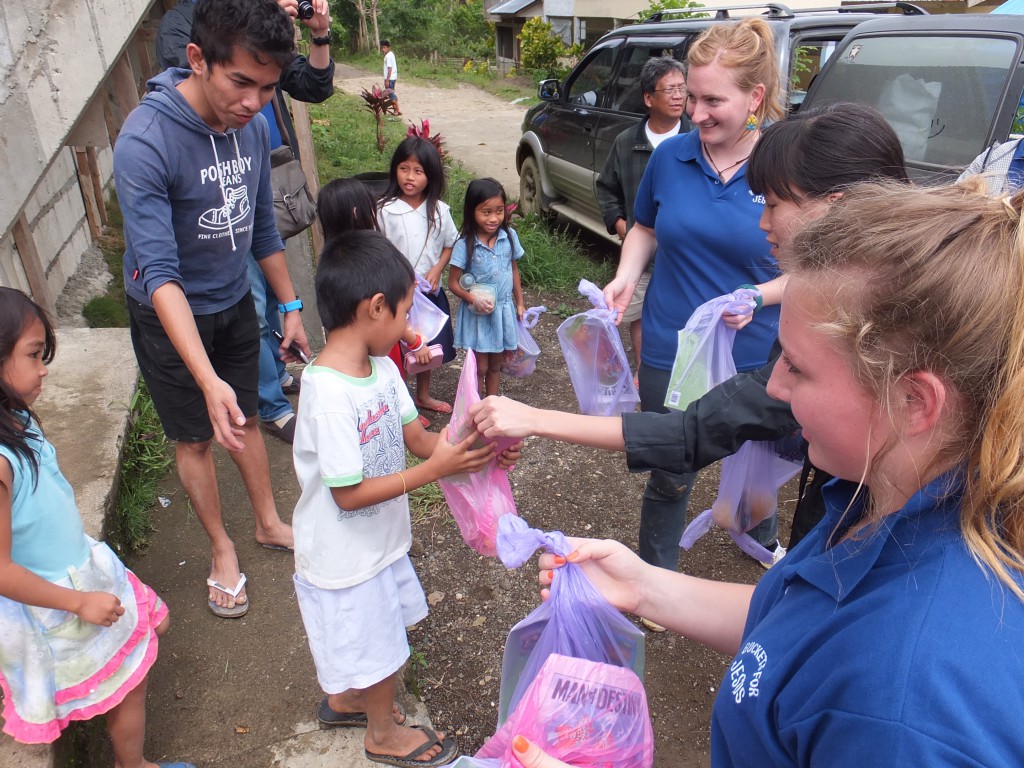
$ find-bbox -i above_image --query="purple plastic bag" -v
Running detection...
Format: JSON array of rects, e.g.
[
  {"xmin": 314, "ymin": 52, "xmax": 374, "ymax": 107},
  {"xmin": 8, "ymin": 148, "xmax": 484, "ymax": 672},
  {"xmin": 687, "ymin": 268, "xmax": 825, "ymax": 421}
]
[
  {"xmin": 437, "ymin": 351, "xmax": 519, "ymax": 557},
  {"xmin": 408, "ymin": 274, "xmax": 449, "ymax": 342},
  {"xmin": 680, "ymin": 439, "xmax": 802, "ymax": 564},
  {"xmin": 557, "ymin": 280, "xmax": 640, "ymax": 416},
  {"xmin": 501, "ymin": 306, "xmax": 546, "ymax": 378},
  {"xmin": 471, "ymin": 654, "xmax": 654, "ymax": 768},
  {"xmin": 494, "ymin": 515, "xmax": 645, "ymax": 725},
  {"xmin": 663, "ymin": 291, "xmax": 755, "ymax": 411}
]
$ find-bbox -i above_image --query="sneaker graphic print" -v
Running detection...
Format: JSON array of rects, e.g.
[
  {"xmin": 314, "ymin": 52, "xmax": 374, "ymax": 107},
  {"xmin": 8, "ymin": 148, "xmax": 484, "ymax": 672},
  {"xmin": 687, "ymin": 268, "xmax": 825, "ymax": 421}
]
[{"xmin": 199, "ymin": 185, "xmax": 250, "ymax": 231}]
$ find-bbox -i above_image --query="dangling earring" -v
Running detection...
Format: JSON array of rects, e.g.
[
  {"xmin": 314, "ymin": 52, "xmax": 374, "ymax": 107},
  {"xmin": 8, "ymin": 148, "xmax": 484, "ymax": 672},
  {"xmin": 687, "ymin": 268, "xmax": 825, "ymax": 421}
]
[{"xmin": 745, "ymin": 113, "xmax": 759, "ymax": 132}]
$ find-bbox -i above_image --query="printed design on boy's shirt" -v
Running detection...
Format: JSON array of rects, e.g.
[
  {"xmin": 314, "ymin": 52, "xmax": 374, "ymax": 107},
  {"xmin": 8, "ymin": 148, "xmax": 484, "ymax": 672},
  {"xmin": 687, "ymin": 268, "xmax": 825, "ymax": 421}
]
[
  {"xmin": 729, "ymin": 640, "xmax": 769, "ymax": 704},
  {"xmin": 197, "ymin": 153, "xmax": 255, "ymax": 238},
  {"xmin": 198, "ymin": 186, "xmax": 251, "ymax": 231},
  {"xmin": 337, "ymin": 378, "xmax": 406, "ymax": 520}
]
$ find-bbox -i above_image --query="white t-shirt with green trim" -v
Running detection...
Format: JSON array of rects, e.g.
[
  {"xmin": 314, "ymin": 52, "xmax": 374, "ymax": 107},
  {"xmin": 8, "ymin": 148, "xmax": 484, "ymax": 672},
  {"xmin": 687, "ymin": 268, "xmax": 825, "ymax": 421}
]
[{"xmin": 292, "ymin": 356, "xmax": 419, "ymax": 589}]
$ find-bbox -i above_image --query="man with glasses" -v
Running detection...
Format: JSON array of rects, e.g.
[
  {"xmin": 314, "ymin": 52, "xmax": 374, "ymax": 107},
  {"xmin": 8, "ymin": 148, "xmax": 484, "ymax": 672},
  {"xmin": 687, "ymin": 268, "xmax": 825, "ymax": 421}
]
[{"xmin": 597, "ymin": 56, "xmax": 687, "ymax": 382}]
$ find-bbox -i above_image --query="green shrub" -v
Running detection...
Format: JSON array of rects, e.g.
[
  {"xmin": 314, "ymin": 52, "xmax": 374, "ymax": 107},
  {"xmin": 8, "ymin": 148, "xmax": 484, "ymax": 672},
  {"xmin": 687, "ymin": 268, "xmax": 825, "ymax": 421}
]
[
  {"xmin": 519, "ymin": 17, "xmax": 569, "ymax": 80},
  {"xmin": 637, "ymin": 0, "xmax": 707, "ymax": 22}
]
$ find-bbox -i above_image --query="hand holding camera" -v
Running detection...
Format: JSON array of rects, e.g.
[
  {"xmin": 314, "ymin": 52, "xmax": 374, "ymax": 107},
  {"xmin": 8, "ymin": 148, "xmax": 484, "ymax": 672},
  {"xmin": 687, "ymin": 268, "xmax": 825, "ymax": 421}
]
[{"xmin": 277, "ymin": 0, "xmax": 330, "ymax": 34}]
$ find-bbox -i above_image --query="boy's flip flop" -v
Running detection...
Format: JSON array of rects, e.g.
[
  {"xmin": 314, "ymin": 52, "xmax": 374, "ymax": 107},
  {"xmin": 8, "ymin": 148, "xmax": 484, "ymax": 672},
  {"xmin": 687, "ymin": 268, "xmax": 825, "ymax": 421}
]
[
  {"xmin": 317, "ymin": 696, "xmax": 407, "ymax": 727},
  {"xmin": 365, "ymin": 725, "xmax": 460, "ymax": 767},
  {"xmin": 259, "ymin": 542, "xmax": 294, "ymax": 553},
  {"xmin": 207, "ymin": 573, "xmax": 249, "ymax": 619}
]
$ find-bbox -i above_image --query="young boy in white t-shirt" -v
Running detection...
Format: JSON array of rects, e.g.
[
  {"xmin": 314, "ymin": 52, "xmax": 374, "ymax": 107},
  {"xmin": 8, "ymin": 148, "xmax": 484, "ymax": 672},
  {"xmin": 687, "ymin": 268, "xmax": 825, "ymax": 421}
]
[{"xmin": 292, "ymin": 230, "xmax": 502, "ymax": 766}]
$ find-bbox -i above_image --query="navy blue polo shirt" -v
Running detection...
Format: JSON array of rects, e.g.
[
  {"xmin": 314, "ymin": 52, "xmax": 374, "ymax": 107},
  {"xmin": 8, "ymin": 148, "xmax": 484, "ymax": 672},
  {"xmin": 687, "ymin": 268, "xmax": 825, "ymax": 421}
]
[
  {"xmin": 633, "ymin": 129, "xmax": 780, "ymax": 373},
  {"xmin": 710, "ymin": 472, "xmax": 1024, "ymax": 766}
]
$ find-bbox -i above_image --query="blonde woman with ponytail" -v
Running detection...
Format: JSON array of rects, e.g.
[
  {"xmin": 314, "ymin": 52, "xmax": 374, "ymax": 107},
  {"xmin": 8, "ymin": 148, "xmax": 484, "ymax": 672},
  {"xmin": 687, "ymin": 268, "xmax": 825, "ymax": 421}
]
[
  {"xmin": 533, "ymin": 180, "xmax": 1024, "ymax": 767},
  {"xmin": 601, "ymin": 18, "xmax": 788, "ymax": 580}
]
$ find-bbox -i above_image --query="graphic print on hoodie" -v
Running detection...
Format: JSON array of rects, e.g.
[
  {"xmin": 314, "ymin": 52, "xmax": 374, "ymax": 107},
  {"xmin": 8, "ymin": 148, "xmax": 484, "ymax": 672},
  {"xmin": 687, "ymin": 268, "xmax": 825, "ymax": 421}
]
[{"xmin": 113, "ymin": 68, "xmax": 284, "ymax": 315}]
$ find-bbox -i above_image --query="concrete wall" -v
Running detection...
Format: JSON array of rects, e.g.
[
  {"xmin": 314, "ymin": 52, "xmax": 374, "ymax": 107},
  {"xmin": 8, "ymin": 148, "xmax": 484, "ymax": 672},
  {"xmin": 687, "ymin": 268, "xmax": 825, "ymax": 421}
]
[{"xmin": 0, "ymin": 0, "xmax": 157, "ymax": 306}]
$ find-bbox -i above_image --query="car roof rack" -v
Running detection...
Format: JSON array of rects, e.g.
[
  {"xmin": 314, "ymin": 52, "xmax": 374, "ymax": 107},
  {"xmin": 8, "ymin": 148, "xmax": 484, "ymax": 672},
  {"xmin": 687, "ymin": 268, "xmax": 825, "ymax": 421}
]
[{"xmin": 647, "ymin": 2, "xmax": 925, "ymax": 22}]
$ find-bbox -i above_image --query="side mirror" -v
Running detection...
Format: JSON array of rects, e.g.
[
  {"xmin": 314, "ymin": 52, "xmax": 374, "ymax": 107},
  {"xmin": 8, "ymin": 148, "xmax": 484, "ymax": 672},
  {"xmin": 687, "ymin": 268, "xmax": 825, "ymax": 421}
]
[{"xmin": 538, "ymin": 79, "xmax": 560, "ymax": 101}]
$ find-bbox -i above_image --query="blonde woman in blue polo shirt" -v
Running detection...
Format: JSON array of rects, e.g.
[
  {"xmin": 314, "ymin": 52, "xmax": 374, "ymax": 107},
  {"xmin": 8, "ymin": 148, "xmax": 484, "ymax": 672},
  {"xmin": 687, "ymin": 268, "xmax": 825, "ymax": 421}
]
[
  {"xmin": 534, "ymin": 180, "xmax": 1024, "ymax": 767},
  {"xmin": 602, "ymin": 18, "xmax": 786, "ymax": 598}
]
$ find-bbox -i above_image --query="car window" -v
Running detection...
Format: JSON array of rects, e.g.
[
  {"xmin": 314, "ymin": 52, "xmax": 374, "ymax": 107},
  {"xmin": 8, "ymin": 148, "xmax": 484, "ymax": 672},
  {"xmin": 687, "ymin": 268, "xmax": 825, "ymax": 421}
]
[
  {"xmin": 808, "ymin": 34, "xmax": 1020, "ymax": 168},
  {"xmin": 566, "ymin": 45, "xmax": 618, "ymax": 108},
  {"xmin": 788, "ymin": 38, "xmax": 839, "ymax": 112},
  {"xmin": 610, "ymin": 40, "xmax": 688, "ymax": 114}
]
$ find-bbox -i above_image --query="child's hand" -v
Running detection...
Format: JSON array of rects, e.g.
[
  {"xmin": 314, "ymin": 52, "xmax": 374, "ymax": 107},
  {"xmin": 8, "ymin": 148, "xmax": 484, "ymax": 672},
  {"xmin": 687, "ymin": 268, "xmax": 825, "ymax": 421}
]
[
  {"xmin": 414, "ymin": 345, "xmax": 433, "ymax": 365},
  {"xmin": 517, "ymin": 303, "xmax": 527, "ymax": 321},
  {"xmin": 425, "ymin": 267, "xmax": 443, "ymax": 293},
  {"xmin": 496, "ymin": 440, "xmax": 523, "ymax": 471},
  {"xmin": 76, "ymin": 591, "xmax": 125, "ymax": 627},
  {"xmin": 473, "ymin": 296, "xmax": 495, "ymax": 314},
  {"xmin": 430, "ymin": 426, "xmax": 495, "ymax": 477}
]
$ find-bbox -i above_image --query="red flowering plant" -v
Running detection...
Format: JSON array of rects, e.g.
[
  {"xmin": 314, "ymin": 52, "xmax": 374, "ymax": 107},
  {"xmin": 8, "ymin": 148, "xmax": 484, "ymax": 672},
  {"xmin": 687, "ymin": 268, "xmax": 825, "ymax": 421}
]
[
  {"xmin": 406, "ymin": 119, "xmax": 448, "ymax": 162},
  {"xmin": 361, "ymin": 85, "xmax": 393, "ymax": 152}
]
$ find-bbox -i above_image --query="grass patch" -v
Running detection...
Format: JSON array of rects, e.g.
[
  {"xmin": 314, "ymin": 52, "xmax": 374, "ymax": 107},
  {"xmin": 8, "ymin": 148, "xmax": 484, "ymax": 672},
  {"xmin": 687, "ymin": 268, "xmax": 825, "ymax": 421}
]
[
  {"xmin": 108, "ymin": 381, "xmax": 172, "ymax": 554},
  {"xmin": 405, "ymin": 451, "xmax": 452, "ymax": 527},
  {"xmin": 515, "ymin": 215, "xmax": 615, "ymax": 290},
  {"xmin": 82, "ymin": 193, "xmax": 129, "ymax": 328}
]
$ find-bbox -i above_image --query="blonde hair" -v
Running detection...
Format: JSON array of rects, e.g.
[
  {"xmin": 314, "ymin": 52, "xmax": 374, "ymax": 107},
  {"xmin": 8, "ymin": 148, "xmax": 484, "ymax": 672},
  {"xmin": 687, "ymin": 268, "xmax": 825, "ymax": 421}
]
[
  {"xmin": 686, "ymin": 17, "xmax": 784, "ymax": 125},
  {"xmin": 783, "ymin": 179, "xmax": 1024, "ymax": 600}
]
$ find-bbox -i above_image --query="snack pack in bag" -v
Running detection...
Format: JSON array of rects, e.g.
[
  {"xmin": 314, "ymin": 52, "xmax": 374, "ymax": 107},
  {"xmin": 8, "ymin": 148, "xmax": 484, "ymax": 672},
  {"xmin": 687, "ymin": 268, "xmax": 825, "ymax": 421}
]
[
  {"xmin": 458, "ymin": 654, "xmax": 653, "ymax": 768},
  {"xmin": 501, "ymin": 305, "xmax": 546, "ymax": 378},
  {"xmin": 557, "ymin": 280, "xmax": 640, "ymax": 416},
  {"xmin": 437, "ymin": 351, "xmax": 520, "ymax": 557},
  {"xmin": 680, "ymin": 438, "xmax": 802, "ymax": 564},
  {"xmin": 663, "ymin": 290, "xmax": 757, "ymax": 411},
  {"xmin": 494, "ymin": 515, "xmax": 644, "ymax": 725},
  {"xmin": 407, "ymin": 274, "xmax": 450, "ymax": 343}
]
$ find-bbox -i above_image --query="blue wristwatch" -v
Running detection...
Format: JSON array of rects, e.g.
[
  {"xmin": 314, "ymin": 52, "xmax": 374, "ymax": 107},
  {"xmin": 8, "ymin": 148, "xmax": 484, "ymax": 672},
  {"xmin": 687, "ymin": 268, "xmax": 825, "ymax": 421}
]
[{"xmin": 278, "ymin": 298, "xmax": 303, "ymax": 313}]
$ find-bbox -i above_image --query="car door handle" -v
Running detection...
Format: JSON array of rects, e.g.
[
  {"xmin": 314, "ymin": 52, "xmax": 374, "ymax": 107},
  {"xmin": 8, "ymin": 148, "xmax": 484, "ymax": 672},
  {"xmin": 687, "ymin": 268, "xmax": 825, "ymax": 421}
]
[{"xmin": 582, "ymin": 122, "xmax": 594, "ymax": 133}]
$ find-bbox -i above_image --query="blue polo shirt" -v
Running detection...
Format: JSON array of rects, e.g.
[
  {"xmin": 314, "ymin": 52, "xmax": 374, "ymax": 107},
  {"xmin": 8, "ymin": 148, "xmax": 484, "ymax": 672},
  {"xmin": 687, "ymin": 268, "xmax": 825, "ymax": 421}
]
[
  {"xmin": 711, "ymin": 472, "xmax": 1024, "ymax": 766},
  {"xmin": 633, "ymin": 129, "xmax": 780, "ymax": 373}
]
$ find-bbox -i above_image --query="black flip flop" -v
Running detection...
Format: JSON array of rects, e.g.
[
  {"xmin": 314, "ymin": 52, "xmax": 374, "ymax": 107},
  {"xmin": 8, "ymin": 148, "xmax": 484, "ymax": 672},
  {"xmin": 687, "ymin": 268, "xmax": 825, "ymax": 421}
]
[
  {"xmin": 364, "ymin": 726, "xmax": 459, "ymax": 767},
  {"xmin": 317, "ymin": 696, "xmax": 406, "ymax": 727}
]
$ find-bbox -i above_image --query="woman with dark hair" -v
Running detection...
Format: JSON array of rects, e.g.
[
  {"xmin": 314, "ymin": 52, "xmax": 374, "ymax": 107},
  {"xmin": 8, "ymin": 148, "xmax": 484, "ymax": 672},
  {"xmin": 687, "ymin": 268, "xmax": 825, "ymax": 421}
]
[{"xmin": 473, "ymin": 102, "xmax": 909, "ymax": 552}]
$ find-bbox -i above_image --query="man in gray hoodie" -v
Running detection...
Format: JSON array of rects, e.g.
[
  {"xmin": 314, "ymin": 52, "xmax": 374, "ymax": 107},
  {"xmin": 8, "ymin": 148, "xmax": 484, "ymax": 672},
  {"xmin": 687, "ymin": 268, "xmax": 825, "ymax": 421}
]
[{"xmin": 114, "ymin": 0, "xmax": 309, "ymax": 618}]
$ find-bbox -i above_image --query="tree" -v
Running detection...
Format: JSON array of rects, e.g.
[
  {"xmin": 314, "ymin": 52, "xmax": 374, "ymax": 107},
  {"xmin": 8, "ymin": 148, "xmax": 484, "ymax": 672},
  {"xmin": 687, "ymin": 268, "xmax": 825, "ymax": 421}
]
[
  {"xmin": 518, "ymin": 17, "xmax": 567, "ymax": 78},
  {"xmin": 637, "ymin": 0, "xmax": 707, "ymax": 22}
]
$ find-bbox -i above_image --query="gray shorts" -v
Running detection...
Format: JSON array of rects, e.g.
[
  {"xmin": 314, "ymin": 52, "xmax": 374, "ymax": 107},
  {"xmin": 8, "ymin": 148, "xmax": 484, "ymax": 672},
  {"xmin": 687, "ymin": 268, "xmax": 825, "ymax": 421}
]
[{"xmin": 622, "ymin": 270, "xmax": 651, "ymax": 324}]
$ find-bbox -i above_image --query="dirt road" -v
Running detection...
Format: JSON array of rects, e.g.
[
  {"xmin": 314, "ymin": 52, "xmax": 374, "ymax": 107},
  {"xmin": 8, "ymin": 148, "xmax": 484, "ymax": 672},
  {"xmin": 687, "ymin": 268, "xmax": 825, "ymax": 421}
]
[{"xmin": 333, "ymin": 63, "xmax": 527, "ymax": 196}]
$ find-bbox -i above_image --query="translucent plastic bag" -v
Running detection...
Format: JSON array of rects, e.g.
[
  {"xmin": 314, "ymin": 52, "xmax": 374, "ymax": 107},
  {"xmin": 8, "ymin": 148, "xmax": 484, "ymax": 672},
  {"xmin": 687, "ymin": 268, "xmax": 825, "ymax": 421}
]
[
  {"xmin": 437, "ymin": 351, "xmax": 520, "ymax": 557},
  {"xmin": 663, "ymin": 290, "xmax": 756, "ymax": 411},
  {"xmin": 501, "ymin": 305, "xmax": 546, "ymax": 378},
  {"xmin": 460, "ymin": 654, "xmax": 653, "ymax": 768},
  {"xmin": 407, "ymin": 274, "xmax": 449, "ymax": 342},
  {"xmin": 557, "ymin": 280, "xmax": 640, "ymax": 416},
  {"xmin": 680, "ymin": 438, "xmax": 802, "ymax": 564},
  {"xmin": 494, "ymin": 515, "xmax": 645, "ymax": 725}
]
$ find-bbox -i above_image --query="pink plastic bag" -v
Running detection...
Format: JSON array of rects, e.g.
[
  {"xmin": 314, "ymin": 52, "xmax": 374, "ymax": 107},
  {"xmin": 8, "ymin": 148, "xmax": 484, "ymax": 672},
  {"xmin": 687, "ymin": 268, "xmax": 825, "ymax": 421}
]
[
  {"xmin": 680, "ymin": 438, "xmax": 802, "ymax": 564},
  {"xmin": 663, "ymin": 291, "xmax": 756, "ymax": 411},
  {"xmin": 557, "ymin": 280, "xmax": 640, "ymax": 416},
  {"xmin": 407, "ymin": 274, "xmax": 450, "ymax": 342},
  {"xmin": 501, "ymin": 305, "xmax": 546, "ymax": 378},
  {"xmin": 470, "ymin": 653, "xmax": 653, "ymax": 768},
  {"xmin": 437, "ymin": 351, "xmax": 519, "ymax": 557}
]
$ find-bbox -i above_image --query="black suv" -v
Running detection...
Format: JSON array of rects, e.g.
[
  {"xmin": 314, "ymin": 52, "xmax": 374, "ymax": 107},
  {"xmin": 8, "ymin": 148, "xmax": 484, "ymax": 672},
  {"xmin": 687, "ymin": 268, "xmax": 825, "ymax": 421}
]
[{"xmin": 517, "ymin": 3, "xmax": 1024, "ymax": 239}]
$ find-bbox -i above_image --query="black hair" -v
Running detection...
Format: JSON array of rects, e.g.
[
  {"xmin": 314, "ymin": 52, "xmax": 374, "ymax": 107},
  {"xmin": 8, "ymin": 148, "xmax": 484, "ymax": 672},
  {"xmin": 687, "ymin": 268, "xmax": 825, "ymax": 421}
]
[
  {"xmin": 315, "ymin": 230, "xmax": 416, "ymax": 332},
  {"xmin": 639, "ymin": 56, "xmax": 685, "ymax": 96},
  {"xmin": 458, "ymin": 178, "xmax": 512, "ymax": 271},
  {"xmin": 191, "ymin": 0, "xmax": 295, "ymax": 71},
  {"xmin": 381, "ymin": 137, "xmax": 447, "ymax": 236},
  {"xmin": 318, "ymin": 178, "xmax": 379, "ymax": 239},
  {"xmin": 0, "ymin": 288, "xmax": 57, "ymax": 488},
  {"xmin": 747, "ymin": 103, "xmax": 908, "ymax": 203},
  {"xmin": 381, "ymin": 40, "xmax": 391, "ymax": 48}
]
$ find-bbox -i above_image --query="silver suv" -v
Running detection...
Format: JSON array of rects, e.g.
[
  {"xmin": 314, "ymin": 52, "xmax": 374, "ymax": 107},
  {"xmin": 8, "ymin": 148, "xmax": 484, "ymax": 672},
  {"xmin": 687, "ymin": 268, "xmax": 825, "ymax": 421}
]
[{"xmin": 516, "ymin": 2, "xmax": 923, "ymax": 239}]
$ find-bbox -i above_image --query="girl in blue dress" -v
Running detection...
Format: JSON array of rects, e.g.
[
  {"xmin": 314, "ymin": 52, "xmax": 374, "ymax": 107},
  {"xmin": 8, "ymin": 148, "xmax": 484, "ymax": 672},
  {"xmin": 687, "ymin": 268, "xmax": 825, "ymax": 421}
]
[
  {"xmin": 449, "ymin": 178, "xmax": 526, "ymax": 396},
  {"xmin": 0, "ymin": 288, "xmax": 193, "ymax": 766}
]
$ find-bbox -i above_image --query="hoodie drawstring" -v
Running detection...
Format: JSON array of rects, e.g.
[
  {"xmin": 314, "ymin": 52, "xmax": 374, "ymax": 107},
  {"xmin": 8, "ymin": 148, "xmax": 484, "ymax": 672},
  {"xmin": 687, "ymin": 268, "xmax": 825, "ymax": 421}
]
[{"xmin": 208, "ymin": 134, "xmax": 242, "ymax": 252}]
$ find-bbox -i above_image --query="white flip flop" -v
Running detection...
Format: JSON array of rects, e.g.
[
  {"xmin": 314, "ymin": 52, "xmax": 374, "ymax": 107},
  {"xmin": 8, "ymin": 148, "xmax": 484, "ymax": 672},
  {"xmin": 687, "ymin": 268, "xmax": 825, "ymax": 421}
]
[{"xmin": 207, "ymin": 573, "xmax": 249, "ymax": 618}]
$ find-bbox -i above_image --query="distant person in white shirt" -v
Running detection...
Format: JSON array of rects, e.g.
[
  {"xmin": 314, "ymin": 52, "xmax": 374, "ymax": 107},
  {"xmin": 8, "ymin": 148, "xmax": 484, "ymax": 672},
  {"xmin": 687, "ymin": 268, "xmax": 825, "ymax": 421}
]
[{"xmin": 381, "ymin": 39, "xmax": 401, "ymax": 116}]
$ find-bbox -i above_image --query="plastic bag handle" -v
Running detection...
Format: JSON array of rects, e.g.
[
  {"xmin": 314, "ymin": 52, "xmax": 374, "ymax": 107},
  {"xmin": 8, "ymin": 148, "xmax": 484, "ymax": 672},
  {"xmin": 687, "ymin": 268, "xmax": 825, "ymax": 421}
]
[
  {"xmin": 578, "ymin": 279, "xmax": 618, "ymax": 323},
  {"xmin": 496, "ymin": 514, "xmax": 571, "ymax": 568},
  {"xmin": 521, "ymin": 305, "xmax": 547, "ymax": 330},
  {"xmin": 725, "ymin": 288, "xmax": 758, "ymax": 317},
  {"xmin": 415, "ymin": 273, "xmax": 438, "ymax": 296}
]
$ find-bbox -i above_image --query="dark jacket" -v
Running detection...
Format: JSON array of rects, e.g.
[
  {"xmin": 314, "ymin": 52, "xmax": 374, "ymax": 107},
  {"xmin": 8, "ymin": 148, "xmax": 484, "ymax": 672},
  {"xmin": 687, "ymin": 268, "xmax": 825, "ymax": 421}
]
[
  {"xmin": 621, "ymin": 341, "xmax": 830, "ymax": 547},
  {"xmin": 155, "ymin": 0, "xmax": 335, "ymax": 158},
  {"xmin": 595, "ymin": 117, "xmax": 685, "ymax": 236}
]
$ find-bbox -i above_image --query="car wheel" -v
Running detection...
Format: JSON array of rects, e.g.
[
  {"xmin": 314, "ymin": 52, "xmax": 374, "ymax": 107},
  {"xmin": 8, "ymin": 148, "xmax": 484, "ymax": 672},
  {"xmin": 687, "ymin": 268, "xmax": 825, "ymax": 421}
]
[{"xmin": 518, "ymin": 155, "xmax": 549, "ymax": 217}]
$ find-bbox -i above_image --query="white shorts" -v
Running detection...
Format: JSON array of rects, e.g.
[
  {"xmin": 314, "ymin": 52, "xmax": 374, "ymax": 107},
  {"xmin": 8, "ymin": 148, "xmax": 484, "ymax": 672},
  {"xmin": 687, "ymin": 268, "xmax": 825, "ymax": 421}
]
[
  {"xmin": 622, "ymin": 270, "xmax": 651, "ymax": 324},
  {"xmin": 294, "ymin": 555, "xmax": 428, "ymax": 693}
]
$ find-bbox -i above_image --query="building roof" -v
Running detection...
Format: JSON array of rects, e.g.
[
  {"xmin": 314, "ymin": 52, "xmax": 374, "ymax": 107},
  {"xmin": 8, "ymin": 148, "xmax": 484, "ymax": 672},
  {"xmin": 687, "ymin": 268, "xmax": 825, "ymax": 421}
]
[{"xmin": 489, "ymin": 0, "xmax": 538, "ymax": 15}]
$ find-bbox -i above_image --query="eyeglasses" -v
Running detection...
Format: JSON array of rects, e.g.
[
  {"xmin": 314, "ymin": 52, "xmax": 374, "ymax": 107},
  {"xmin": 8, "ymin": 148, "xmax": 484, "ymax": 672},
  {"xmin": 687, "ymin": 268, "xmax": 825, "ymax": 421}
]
[{"xmin": 653, "ymin": 85, "xmax": 686, "ymax": 96}]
